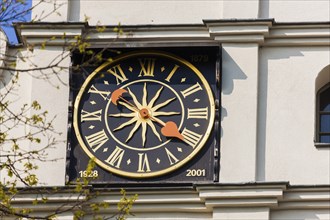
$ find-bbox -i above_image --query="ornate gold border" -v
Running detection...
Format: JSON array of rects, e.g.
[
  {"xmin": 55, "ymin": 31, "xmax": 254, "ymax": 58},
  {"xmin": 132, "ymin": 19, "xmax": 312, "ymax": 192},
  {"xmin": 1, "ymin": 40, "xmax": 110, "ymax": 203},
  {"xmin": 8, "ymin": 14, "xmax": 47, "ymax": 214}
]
[{"xmin": 73, "ymin": 50, "xmax": 215, "ymax": 178}]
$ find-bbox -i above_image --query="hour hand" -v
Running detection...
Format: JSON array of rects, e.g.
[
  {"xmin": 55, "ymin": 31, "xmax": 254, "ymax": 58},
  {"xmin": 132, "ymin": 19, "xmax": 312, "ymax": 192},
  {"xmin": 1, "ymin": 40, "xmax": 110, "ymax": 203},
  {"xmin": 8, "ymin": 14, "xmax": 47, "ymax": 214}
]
[
  {"xmin": 111, "ymin": 88, "xmax": 128, "ymax": 105},
  {"xmin": 111, "ymin": 88, "xmax": 139, "ymax": 112}
]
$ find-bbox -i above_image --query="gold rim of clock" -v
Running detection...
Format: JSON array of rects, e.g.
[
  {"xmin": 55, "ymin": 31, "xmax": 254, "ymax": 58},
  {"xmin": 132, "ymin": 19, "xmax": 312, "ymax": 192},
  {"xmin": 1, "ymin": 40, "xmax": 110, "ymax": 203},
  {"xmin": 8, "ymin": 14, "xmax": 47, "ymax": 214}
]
[{"xmin": 73, "ymin": 50, "xmax": 215, "ymax": 178}]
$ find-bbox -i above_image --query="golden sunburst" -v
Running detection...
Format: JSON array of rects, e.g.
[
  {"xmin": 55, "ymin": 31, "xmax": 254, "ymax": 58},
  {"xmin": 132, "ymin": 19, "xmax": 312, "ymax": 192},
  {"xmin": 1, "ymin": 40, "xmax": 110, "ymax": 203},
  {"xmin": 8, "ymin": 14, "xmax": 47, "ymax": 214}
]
[{"xmin": 109, "ymin": 83, "xmax": 180, "ymax": 147}]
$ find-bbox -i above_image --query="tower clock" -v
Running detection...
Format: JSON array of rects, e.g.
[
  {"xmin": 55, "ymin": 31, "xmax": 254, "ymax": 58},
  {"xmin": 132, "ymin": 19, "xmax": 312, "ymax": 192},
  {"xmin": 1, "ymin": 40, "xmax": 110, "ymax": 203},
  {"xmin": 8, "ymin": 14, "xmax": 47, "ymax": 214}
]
[{"xmin": 68, "ymin": 47, "xmax": 220, "ymax": 183}]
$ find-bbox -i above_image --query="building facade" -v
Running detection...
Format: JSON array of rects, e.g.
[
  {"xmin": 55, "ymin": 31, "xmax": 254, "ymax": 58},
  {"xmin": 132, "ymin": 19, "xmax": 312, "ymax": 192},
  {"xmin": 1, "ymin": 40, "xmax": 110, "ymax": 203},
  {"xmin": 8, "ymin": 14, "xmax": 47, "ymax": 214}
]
[{"xmin": 1, "ymin": 1, "xmax": 329, "ymax": 219}]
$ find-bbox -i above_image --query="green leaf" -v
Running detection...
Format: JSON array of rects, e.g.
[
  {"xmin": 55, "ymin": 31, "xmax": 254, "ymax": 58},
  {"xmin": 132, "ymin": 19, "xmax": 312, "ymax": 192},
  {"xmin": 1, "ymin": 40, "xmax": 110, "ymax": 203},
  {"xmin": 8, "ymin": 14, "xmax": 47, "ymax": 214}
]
[{"xmin": 31, "ymin": 100, "xmax": 41, "ymax": 110}]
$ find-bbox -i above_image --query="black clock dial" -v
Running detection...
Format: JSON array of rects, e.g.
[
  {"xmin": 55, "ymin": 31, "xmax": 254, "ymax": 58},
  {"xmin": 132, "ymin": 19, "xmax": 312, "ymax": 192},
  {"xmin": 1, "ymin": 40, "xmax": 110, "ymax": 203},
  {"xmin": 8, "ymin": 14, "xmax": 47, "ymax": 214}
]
[{"xmin": 74, "ymin": 51, "xmax": 215, "ymax": 178}]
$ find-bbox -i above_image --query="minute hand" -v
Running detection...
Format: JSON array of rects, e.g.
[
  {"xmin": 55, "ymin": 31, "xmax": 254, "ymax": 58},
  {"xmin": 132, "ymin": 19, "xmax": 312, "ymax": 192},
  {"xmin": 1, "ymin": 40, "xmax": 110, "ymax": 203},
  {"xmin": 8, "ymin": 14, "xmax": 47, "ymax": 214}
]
[{"xmin": 148, "ymin": 115, "xmax": 184, "ymax": 141}]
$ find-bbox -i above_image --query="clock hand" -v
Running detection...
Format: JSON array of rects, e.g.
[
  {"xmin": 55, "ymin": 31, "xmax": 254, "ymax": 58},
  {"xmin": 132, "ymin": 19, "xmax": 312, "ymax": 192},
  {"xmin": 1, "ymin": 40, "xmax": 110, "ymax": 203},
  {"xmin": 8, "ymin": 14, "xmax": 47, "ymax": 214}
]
[
  {"xmin": 111, "ymin": 88, "xmax": 139, "ymax": 112},
  {"xmin": 139, "ymin": 108, "xmax": 184, "ymax": 141},
  {"xmin": 160, "ymin": 121, "xmax": 184, "ymax": 141}
]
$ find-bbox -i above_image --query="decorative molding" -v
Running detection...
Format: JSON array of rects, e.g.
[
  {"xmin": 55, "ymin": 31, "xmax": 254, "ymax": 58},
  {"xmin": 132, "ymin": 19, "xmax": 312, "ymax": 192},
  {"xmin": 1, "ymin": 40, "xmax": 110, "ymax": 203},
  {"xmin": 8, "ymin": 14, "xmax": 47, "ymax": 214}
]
[
  {"xmin": 8, "ymin": 183, "xmax": 330, "ymax": 219},
  {"xmin": 15, "ymin": 22, "xmax": 85, "ymax": 46},
  {"xmin": 204, "ymin": 20, "xmax": 273, "ymax": 44},
  {"xmin": 265, "ymin": 23, "xmax": 330, "ymax": 46},
  {"xmin": 14, "ymin": 20, "xmax": 330, "ymax": 47}
]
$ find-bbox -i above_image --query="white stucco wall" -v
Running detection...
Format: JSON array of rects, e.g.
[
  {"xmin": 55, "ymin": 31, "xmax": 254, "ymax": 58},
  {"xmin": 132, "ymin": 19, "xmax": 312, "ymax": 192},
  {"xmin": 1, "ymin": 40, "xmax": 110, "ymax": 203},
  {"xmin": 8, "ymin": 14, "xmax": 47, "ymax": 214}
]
[
  {"xmin": 265, "ymin": 0, "xmax": 330, "ymax": 22},
  {"xmin": 219, "ymin": 45, "xmax": 330, "ymax": 185},
  {"xmin": 259, "ymin": 47, "xmax": 330, "ymax": 184},
  {"xmin": 27, "ymin": 47, "xmax": 70, "ymax": 186},
  {"xmin": 32, "ymin": 0, "xmax": 330, "ymax": 24},
  {"xmin": 32, "ymin": 0, "xmax": 69, "ymax": 22},
  {"xmin": 220, "ymin": 43, "xmax": 259, "ymax": 182},
  {"xmin": 78, "ymin": 1, "xmax": 223, "ymax": 25},
  {"xmin": 0, "ymin": 47, "xmax": 70, "ymax": 186}
]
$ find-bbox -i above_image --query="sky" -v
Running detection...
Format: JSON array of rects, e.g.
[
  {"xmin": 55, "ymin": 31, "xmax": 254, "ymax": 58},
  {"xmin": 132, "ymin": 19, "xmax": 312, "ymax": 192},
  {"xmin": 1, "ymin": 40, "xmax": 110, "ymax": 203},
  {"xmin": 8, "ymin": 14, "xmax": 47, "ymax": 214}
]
[{"xmin": 0, "ymin": 0, "xmax": 32, "ymax": 45}]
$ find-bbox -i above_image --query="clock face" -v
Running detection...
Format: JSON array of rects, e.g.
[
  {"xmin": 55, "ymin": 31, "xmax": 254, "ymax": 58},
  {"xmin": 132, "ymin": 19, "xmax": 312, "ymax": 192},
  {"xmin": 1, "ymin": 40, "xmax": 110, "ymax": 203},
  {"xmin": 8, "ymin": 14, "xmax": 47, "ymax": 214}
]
[{"xmin": 73, "ymin": 51, "xmax": 215, "ymax": 178}]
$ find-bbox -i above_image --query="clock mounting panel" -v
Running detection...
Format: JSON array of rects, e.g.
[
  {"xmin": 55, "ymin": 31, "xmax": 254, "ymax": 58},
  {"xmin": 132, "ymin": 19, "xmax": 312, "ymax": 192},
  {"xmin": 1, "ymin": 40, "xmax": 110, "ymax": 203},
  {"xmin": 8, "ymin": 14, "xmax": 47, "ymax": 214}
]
[{"xmin": 67, "ymin": 47, "xmax": 220, "ymax": 184}]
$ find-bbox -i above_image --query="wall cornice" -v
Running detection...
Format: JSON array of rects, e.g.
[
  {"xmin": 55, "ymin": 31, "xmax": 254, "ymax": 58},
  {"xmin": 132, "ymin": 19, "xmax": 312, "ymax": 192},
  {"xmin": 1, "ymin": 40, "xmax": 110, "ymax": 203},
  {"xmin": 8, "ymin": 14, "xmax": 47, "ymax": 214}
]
[
  {"xmin": 204, "ymin": 19, "xmax": 273, "ymax": 44},
  {"xmin": 265, "ymin": 23, "xmax": 330, "ymax": 46},
  {"xmin": 9, "ymin": 183, "xmax": 330, "ymax": 219},
  {"xmin": 15, "ymin": 20, "xmax": 330, "ymax": 47}
]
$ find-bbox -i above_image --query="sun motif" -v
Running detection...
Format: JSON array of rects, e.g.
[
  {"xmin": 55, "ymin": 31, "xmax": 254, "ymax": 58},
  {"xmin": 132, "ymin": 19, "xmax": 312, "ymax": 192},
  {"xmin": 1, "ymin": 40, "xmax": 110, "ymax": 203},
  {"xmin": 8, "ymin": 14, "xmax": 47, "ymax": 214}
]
[{"xmin": 109, "ymin": 83, "xmax": 180, "ymax": 147}]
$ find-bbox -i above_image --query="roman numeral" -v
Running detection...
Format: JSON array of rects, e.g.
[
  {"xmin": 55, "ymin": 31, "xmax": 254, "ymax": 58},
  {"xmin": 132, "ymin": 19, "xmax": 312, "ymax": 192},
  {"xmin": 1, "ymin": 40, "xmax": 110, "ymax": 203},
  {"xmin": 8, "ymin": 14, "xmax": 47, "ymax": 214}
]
[
  {"xmin": 165, "ymin": 64, "xmax": 180, "ymax": 82},
  {"xmin": 165, "ymin": 147, "xmax": 179, "ymax": 165},
  {"xmin": 81, "ymin": 109, "xmax": 102, "ymax": 122},
  {"xmin": 180, "ymin": 82, "xmax": 202, "ymax": 98},
  {"xmin": 181, "ymin": 128, "xmax": 202, "ymax": 148},
  {"xmin": 88, "ymin": 85, "xmax": 111, "ymax": 100},
  {"xmin": 107, "ymin": 64, "xmax": 128, "ymax": 85},
  {"xmin": 137, "ymin": 153, "xmax": 151, "ymax": 172},
  {"xmin": 105, "ymin": 146, "xmax": 125, "ymax": 168},
  {"xmin": 138, "ymin": 58, "xmax": 156, "ymax": 77},
  {"xmin": 187, "ymin": 107, "xmax": 208, "ymax": 120},
  {"xmin": 85, "ymin": 129, "xmax": 109, "ymax": 152}
]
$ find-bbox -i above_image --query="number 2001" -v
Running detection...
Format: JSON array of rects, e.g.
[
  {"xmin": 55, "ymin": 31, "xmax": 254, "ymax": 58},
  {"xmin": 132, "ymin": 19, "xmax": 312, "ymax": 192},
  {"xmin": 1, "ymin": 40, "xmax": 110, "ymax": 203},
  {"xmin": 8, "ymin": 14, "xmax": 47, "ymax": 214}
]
[{"xmin": 186, "ymin": 169, "xmax": 206, "ymax": 177}]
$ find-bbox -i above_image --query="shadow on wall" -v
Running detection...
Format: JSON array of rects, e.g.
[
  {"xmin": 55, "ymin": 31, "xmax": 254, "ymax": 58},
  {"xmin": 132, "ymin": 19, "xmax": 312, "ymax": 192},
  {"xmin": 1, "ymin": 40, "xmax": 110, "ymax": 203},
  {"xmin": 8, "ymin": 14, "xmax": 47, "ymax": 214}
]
[
  {"xmin": 315, "ymin": 65, "xmax": 330, "ymax": 93},
  {"xmin": 68, "ymin": 0, "xmax": 80, "ymax": 22},
  {"xmin": 270, "ymin": 209, "xmax": 329, "ymax": 220},
  {"xmin": 0, "ymin": 51, "xmax": 23, "ymax": 90},
  {"xmin": 220, "ymin": 48, "xmax": 247, "ymax": 139},
  {"xmin": 259, "ymin": 0, "xmax": 269, "ymax": 19},
  {"xmin": 0, "ymin": 29, "xmax": 7, "ymax": 78},
  {"xmin": 221, "ymin": 49, "xmax": 247, "ymax": 95}
]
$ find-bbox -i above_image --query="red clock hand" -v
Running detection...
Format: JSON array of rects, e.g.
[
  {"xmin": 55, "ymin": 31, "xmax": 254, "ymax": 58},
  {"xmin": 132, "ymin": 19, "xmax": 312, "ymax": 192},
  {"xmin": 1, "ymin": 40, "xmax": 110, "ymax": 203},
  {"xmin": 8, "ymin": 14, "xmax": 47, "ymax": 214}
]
[
  {"xmin": 160, "ymin": 121, "xmax": 184, "ymax": 141},
  {"xmin": 111, "ymin": 88, "xmax": 139, "ymax": 111}
]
